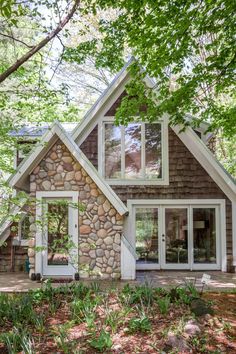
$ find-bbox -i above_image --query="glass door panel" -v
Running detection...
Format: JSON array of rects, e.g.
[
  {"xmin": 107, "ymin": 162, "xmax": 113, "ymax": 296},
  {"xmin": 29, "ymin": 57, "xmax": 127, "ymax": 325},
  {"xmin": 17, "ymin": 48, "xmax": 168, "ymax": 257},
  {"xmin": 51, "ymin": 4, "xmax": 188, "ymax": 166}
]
[
  {"xmin": 135, "ymin": 208, "xmax": 159, "ymax": 265},
  {"xmin": 165, "ymin": 208, "xmax": 188, "ymax": 264},
  {"xmin": 193, "ymin": 208, "xmax": 216, "ymax": 264},
  {"xmin": 47, "ymin": 202, "xmax": 69, "ymax": 266}
]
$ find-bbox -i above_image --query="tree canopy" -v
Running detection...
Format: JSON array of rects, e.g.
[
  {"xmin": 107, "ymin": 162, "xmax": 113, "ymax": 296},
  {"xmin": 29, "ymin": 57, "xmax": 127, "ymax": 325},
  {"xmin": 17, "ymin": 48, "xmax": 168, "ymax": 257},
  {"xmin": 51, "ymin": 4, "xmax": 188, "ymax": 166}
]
[
  {"xmin": 0, "ymin": 0, "xmax": 235, "ymax": 182},
  {"xmin": 65, "ymin": 0, "xmax": 235, "ymax": 139}
]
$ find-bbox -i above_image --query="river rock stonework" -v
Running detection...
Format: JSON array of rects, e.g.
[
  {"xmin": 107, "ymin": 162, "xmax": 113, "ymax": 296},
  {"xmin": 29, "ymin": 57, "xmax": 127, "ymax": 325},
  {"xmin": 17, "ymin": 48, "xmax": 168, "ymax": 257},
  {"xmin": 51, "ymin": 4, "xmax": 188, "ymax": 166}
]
[{"xmin": 28, "ymin": 139, "xmax": 123, "ymax": 279}]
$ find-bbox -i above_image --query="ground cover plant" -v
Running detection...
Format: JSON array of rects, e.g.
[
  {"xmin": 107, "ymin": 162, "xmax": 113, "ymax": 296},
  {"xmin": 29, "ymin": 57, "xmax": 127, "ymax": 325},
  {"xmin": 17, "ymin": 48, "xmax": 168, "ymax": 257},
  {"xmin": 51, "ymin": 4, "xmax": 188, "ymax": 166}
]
[{"xmin": 0, "ymin": 281, "xmax": 235, "ymax": 353}]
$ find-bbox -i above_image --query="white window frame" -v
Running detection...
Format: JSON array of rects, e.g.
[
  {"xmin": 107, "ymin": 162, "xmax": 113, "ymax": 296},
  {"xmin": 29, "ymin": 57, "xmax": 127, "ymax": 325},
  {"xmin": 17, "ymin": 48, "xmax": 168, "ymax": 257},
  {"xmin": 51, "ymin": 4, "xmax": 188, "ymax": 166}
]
[
  {"xmin": 126, "ymin": 199, "xmax": 226, "ymax": 272},
  {"xmin": 98, "ymin": 117, "xmax": 169, "ymax": 185},
  {"xmin": 35, "ymin": 191, "xmax": 79, "ymax": 277}
]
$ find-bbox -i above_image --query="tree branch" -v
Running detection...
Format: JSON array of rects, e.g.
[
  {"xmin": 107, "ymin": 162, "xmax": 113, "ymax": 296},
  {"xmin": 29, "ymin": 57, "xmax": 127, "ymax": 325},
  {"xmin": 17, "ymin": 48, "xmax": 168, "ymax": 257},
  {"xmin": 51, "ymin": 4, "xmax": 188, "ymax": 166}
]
[
  {"xmin": 0, "ymin": 32, "xmax": 33, "ymax": 48},
  {"xmin": 0, "ymin": 0, "xmax": 80, "ymax": 84}
]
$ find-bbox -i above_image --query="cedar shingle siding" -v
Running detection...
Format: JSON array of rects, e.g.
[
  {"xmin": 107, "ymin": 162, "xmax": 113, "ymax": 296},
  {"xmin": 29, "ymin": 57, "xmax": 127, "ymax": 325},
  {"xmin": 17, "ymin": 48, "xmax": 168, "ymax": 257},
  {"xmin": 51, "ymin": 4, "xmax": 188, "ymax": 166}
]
[{"xmin": 80, "ymin": 126, "xmax": 98, "ymax": 169}]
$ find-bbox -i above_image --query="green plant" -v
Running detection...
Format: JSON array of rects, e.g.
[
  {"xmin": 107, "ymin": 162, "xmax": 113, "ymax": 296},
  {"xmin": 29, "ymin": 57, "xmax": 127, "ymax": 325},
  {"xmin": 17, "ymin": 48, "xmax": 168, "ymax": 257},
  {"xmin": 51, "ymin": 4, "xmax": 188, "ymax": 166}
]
[
  {"xmin": 84, "ymin": 312, "xmax": 96, "ymax": 331},
  {"xmin": 70, "ymin": 282, "xmax": 91, "ymax": 299},
  {"xmin": 184, "ymin": 281, "xmax": 199, "ymax": 298},
  {"xmin": 53, "ymin": 322, "xmax": 76, "ymax": 354},
  {"xmin": 0, "ymin": 293, "xmax": 38, "ymax": 327},
  {"xmin": 157, "ymin": 296, "xmax": 170, "ymax": 315},
  {"xmin": 89, "ymin": 329, "xmax": 112, "ymax": 352},
  {"xmin": 0, "ymin": 327, "xmax": 34, "ymax": 354},
  {"xmin": 120, "ymin": 283, "xmax": 154, "ymax": 306},
  {"xmin": 127, "ymin": 315, "xmax": 151, "ymax": 333},
  {"xmin": 34, "ymin": 313, "xmax": 46, "ymax": 333},
  {"xmin": 70, "ymin": 294, "xmax": 100, "ymax": 323},
  {"xmin": 222, "ymin": 320, "xmax": 232, "ymax": 331},
  {"xmin": 104, "ymin": 310, "xmax": 125, "ymax": 334},
  {"xmin": 169, "ymin": 286, "xmax": 197, "ymax": 305},
  {"xmin": 89, "ymin": 281, "xmax": 101, "ymax": 293}
]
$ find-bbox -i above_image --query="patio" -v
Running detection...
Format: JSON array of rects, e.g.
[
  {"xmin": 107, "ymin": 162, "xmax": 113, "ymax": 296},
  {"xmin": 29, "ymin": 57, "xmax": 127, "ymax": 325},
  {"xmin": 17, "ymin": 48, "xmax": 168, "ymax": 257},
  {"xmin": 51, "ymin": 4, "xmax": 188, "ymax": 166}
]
[{"xmin": 0, "ymin": 271, "xmax": 235, "ymax": 292}]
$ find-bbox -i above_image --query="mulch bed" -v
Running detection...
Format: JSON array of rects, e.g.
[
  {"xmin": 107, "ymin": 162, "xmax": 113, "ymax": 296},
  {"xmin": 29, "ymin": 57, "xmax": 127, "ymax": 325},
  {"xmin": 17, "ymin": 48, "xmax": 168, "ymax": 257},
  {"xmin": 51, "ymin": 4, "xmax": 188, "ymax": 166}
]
[{"xmin": 0, "ymin": 290, "xmax": 235, "ymax": 353}]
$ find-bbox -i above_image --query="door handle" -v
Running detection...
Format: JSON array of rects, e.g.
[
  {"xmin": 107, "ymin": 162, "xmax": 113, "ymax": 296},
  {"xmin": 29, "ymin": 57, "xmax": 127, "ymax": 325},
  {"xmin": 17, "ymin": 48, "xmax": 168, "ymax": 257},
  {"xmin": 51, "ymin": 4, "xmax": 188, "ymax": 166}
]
[{"xmin": 162, "ymin": 234, "xmax": 165, "ymax": 242}]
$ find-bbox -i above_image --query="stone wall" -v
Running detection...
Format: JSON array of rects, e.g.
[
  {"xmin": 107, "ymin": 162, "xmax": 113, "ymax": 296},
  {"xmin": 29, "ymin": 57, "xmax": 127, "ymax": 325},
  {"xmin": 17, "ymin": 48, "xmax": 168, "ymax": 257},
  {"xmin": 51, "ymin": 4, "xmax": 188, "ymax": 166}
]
[{"xmin": 28, "ymin": 139, "xmax": 123, "ymax": 279}]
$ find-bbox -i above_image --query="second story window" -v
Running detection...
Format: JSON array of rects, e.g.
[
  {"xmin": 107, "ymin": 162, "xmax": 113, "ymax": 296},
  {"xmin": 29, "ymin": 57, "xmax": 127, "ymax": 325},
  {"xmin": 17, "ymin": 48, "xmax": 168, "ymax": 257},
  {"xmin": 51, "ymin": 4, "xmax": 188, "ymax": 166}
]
[{"xmin": 100, "ymin": 120, "xmax": 168, "ymax": 184}]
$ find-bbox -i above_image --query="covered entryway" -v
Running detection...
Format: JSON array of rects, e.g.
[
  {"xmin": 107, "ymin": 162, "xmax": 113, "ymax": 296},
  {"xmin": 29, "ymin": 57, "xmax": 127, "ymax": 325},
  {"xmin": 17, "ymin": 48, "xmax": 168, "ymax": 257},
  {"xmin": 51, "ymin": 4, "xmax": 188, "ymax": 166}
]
[{"xmin": 125, "ymin": 199, "xmax": 226, "ymax": 277}]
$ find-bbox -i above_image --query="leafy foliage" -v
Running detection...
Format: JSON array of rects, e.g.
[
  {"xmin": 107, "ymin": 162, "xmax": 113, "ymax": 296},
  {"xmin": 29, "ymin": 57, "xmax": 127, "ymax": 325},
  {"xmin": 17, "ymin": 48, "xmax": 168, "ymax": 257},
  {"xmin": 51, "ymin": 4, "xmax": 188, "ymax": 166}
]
[{"xmin": 73, "ymin": 0, "xmax": 236, "ymax": 140}]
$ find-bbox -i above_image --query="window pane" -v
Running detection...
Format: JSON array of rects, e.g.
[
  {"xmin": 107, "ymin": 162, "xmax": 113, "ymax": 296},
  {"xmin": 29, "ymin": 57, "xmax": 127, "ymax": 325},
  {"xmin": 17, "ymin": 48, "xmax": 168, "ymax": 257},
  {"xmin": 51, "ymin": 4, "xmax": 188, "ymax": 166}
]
[
  {"xmin": 21, "ymin": 216, "xmax": 30, "ymax": 240},
  {"xmin": 136, "ymin": 208, "xmax": 159, "ymax": 264},
  {"xmin": 145, "ymin": 123, "xmax": 162, "ymax": 178},
  {"xmin": 47, "ymin": 202, "xmax": 69, "ymax": 266},
  {"xmin": 105, "ymin": 124, "xmax": 121, "ymax": 179},
  {"xmin": 193, "ymin": 208, "xmax": 216, "ymax": 264},
  {"xmin": 125, "ymin": 123, "xmax": 141, "ymax": 178},
  {"xmin": 165, "ymin": 208, "xmax": 188, "ymax": 263}
]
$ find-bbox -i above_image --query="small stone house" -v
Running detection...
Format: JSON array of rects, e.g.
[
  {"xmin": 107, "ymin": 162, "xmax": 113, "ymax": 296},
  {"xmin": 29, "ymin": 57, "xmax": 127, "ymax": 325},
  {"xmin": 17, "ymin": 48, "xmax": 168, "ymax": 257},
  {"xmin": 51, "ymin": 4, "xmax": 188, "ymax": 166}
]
[{"xmin": 0, "ymin": 60, "xmax": 236, "ymax": 279}]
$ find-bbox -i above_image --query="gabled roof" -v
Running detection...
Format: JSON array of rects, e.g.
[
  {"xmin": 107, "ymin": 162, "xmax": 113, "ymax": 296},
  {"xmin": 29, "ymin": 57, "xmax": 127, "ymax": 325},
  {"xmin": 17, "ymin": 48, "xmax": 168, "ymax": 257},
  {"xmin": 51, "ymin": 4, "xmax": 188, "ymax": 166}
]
[
  {"xmin": 70, "ymin": 59, "xmax": 236, "ymax": 203},
  {"xmin": 8, "ymin": 122, "xmax": 128, "ymax": 216},
  {"xmin": 71, "ymin": 57, "xmax": 155, "ymax": 144}
]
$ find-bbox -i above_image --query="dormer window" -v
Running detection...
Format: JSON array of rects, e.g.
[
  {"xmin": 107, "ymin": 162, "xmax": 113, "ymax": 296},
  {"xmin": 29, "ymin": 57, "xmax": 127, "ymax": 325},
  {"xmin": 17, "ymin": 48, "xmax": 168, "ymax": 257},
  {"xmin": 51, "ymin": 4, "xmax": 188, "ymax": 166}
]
[{"xmin": 99, "ymin": 119, "xmax": 169, "ymax": 185}]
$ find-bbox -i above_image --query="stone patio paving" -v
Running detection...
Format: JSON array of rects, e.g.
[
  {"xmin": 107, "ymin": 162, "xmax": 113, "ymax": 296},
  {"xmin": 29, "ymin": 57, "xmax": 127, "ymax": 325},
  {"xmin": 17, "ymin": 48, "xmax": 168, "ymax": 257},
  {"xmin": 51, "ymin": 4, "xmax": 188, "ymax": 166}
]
[{"xmin": 0, "ymin": 271, "xmax": 235, "ymax": 292}]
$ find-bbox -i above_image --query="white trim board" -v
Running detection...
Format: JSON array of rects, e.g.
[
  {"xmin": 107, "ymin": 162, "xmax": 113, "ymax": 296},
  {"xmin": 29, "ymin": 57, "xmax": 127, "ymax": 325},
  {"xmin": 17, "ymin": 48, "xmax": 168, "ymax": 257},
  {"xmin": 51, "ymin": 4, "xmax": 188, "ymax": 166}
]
[{"xmin": 8, "ymin": 122, "xmax": 128, "ymax": 216}]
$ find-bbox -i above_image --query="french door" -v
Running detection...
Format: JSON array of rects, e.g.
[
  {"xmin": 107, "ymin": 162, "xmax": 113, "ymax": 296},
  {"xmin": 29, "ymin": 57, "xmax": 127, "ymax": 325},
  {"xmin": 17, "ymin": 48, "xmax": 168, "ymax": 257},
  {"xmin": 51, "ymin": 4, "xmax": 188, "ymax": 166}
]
[
  {"xmin": 134, "ymin": 203, "xmax": 221, "ymax": 270},
  {"xmin": 36, "ymin": 192, "xmax": 79, "ymax": 277},
  {"xmin": 163, "ymin": 207, "xmax": 189, "ymax": 269}
]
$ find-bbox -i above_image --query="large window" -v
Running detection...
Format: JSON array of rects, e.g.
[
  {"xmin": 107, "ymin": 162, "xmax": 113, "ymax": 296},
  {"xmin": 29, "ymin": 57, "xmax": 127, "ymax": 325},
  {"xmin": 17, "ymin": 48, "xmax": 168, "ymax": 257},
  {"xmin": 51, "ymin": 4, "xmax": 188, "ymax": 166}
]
[{"xmin": 103, "ymin": 122, "xmax": 165, "ymax": 182}]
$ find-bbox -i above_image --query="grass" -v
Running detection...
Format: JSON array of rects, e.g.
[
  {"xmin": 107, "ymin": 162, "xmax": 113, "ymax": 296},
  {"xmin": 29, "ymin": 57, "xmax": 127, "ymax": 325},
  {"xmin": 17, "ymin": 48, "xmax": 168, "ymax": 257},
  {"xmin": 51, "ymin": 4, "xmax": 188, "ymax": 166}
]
[{"xmin": 0, "ymin": 281, "xmax": 235, "ymax": 353}]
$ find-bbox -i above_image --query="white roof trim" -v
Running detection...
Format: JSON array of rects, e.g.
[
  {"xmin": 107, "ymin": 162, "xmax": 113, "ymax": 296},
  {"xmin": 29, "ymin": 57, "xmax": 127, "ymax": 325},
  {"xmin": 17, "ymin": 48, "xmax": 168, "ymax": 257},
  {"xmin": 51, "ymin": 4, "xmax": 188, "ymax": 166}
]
[
  {"xmin": 172, "ymin": 125, "xmax": 236, "ymax": 202},
  {"xmin": 8, "ymin": 122, "xmax": 128, "ymax": 216},
  {"xmin": 71, "ymin": 57, "xmax": 155, "ymax": 143},
  {"xmin": 0, "ymin": 204, "xmax": 21, "ymax": 245}
]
